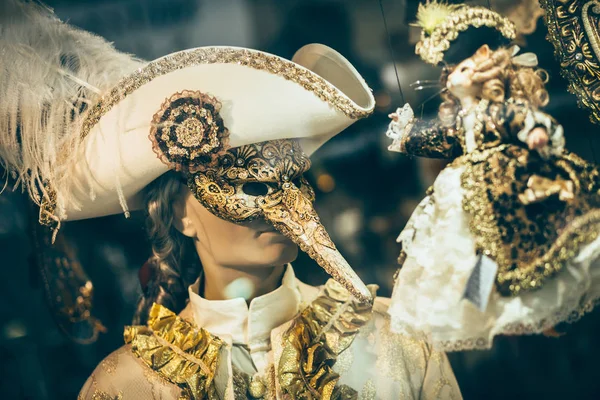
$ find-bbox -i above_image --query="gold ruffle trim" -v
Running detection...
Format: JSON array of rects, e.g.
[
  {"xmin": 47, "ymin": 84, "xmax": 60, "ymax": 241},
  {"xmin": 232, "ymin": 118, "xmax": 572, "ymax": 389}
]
[
  {"xmin": 278, "ymin": 279, "xmax": 376, "ymax": 400},
  {"xmin": 124, "ymin": 303, "xmax": 223, "ymax": 400},
  {"xmin": 124, "ymin": 282, "xmax": 376, "ymax": 399}
]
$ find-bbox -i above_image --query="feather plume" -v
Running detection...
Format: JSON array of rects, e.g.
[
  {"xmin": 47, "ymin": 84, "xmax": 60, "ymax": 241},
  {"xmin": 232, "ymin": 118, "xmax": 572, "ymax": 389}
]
[
  {"xmin": 413, "ymin": 1, "xmax": 462, "ymax": 35},
  {"xmin": 0, "ymin": 0, "xmax": 144, "ymax": 218}
]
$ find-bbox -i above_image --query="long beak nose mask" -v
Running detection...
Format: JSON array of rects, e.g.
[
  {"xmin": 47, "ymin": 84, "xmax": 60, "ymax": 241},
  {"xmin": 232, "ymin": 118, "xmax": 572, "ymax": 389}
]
[{"xmin": 188, "ymin": 139, "xmax": 372, "ymax": 303}]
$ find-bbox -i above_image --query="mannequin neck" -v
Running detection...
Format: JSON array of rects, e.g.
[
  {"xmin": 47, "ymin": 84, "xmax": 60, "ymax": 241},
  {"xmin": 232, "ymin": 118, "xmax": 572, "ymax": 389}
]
[{"xmin": 196, "ymin": 247, "xmax": 285, "ymax": 302}]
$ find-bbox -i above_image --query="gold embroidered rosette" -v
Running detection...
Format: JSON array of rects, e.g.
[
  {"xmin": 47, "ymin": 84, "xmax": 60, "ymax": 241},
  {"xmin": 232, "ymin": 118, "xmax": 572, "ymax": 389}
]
[{"xmin": 150, "ymin": 90, "xmax": 230, "ymax": 172}]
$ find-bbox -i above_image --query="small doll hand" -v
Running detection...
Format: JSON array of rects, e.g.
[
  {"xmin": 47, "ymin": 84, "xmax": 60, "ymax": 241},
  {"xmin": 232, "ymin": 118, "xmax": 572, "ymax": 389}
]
[
  {"xmin": 387, "ymin": 103, "xmax": 414, "ymax": 139},
  {"xmin": 527, "ymin": 127, "xmax": 549, "ymax": 150}
]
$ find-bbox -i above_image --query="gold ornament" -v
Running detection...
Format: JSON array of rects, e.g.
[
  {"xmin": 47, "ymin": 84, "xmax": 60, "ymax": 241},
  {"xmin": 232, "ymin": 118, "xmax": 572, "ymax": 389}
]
[
  {"xmin": 540, "ymin": 0, "xmax": 600, "ymax": 124},
  {"xmin": 151, "ymin": 90, "xmax": 230, "ymax": 172}
]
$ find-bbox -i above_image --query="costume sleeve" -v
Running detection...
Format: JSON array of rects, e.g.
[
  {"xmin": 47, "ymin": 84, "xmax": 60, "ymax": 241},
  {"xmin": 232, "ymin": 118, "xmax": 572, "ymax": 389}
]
[
  {"xmin": 388, "ymin": 117, "xmax": 461, "ymax": 159},
  {"xmin": 78, "ymin": 345, "xmax": 181, "ymax": 400},
  {"xmin": 503, "ymin": 98, "xmax": 565, "ymax": 158},
  {"xmin": 419, "ymin": 348, "xmax": 462, "ymax": 400}
]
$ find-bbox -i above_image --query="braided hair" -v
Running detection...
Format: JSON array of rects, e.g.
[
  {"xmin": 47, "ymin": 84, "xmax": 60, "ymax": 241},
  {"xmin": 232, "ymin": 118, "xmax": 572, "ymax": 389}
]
[{"xmin": 132, "ymin": 172, "xmax": 202, "ymax": 325}]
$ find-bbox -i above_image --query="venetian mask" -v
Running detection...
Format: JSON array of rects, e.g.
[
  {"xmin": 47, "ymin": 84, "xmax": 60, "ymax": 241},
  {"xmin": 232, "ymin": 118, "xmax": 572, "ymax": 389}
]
[{"xmin": 187, "ymin": 139, "xmax": 372, "ymax": 303}]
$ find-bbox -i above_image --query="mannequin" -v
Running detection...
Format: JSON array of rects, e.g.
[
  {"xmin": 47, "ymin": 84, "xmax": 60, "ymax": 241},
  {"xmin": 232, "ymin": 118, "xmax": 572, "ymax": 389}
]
[{"xmin": 80, "ymin": 144, "xmax": 462, "ymax": 400}]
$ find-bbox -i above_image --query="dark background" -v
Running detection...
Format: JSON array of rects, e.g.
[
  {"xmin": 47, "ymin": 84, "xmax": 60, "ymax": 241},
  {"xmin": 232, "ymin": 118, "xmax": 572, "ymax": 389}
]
[{"xmin": 1, "ymin": 0, "xmax": 600, "ymax": 398}]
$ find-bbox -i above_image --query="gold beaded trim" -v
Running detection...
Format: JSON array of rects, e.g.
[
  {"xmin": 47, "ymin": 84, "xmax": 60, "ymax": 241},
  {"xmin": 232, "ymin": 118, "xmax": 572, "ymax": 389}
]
[
  {"xmin": 80, "ymin": 47, "xmax": 372, "ymax": 139},
  {"xmin": 416, "ymin": 6, "xmax": 517, "ymax": 65}
]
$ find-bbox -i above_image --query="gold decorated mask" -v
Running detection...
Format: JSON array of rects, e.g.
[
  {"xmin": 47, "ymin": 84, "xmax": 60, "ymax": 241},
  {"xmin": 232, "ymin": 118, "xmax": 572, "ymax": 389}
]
[{"xmin": 188, "ymin": 139, "xmax": 372, "ymax": 303}]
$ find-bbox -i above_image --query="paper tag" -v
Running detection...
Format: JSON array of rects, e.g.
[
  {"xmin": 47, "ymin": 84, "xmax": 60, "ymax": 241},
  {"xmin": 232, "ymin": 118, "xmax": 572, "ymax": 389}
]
[{"xmin": 463, "ymin": 254, "xmax": 498, "ymax": 312}]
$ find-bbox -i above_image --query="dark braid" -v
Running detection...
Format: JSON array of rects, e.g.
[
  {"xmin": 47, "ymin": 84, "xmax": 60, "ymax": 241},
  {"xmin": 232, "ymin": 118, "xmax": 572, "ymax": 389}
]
[{"xmin": 132, "ymin": 172, "xmax": 202, "ymax": 325}]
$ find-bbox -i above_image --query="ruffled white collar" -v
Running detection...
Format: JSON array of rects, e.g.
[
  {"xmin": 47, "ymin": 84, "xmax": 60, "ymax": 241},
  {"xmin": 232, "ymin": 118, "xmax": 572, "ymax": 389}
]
[{"xmin": 187, "ymin": 265, "xmax": 301, "ymax": 346}]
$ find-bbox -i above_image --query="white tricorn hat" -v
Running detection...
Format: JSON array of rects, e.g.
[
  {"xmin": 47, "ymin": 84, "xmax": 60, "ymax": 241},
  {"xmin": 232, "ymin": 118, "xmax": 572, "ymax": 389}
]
[
  {"xmin": 1, "ymin": 7, "xmax": 375, "ymax": 301},
  {"xmin": 1, "ymin": 1, "xmax": 375, "ymax": 311},
  {"xmin": 57, "ymin": 44, "xmax": 374, "ymax": 220}
]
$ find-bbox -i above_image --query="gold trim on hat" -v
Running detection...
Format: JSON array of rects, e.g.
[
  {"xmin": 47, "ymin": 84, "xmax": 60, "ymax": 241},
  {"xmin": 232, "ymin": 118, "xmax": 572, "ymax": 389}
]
[
  {"xmin": 416, "ymin": 6, "xmax": 517, "ymax": 65},
  {"xmin": 80, "ymin": 47, "xmax": 372, "ymax": 140}
]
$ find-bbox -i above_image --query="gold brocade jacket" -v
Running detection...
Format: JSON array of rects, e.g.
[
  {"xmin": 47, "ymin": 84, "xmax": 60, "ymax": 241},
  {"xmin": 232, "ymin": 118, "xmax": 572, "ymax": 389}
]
[{"xmin": 79, "ymin": 279, "xmax": 461, "ymax": 400}]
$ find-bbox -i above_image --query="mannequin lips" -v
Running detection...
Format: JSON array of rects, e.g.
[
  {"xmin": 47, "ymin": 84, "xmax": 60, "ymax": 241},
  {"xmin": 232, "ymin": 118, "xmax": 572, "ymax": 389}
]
[{"xmin": 259, "ymin": 186, "xmax": 372, "ymax": 303}]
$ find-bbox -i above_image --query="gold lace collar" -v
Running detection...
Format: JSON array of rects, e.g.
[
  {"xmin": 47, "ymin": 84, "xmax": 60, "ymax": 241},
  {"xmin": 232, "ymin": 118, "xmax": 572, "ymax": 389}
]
[
  {"xmin": 124, "ymin": 279, "xmax": 377, "ymax": 399},
  {"xmin": 124, "ymin": 304, "xmax": 224, "ymax": 399}
]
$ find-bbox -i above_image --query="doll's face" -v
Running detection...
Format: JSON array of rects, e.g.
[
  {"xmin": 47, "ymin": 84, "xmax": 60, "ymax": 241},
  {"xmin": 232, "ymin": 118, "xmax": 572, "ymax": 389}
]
[
  {"xmin": 446, "ymin": 58, "xmax": 481, "ymax": 100},
  {"xmin": 177, "ymin": 186, "xmax": 299, "ymax": 269}
]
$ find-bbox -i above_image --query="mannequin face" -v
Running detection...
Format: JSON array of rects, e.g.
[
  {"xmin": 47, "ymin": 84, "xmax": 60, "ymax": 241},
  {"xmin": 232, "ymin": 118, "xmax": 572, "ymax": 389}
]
[{"xmin": 175, "ymin": 186, "xmax": 299, "ymax": 269}]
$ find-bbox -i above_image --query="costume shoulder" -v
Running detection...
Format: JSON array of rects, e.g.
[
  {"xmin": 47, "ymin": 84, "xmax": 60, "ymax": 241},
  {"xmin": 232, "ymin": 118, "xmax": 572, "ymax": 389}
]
[
  {"xmin": 78, "ymin": 344, "xmax": 182, "ymax": 400},
  {"xmin": 338, "ymin": 295, "xmax": 463, "ymax": 400}
]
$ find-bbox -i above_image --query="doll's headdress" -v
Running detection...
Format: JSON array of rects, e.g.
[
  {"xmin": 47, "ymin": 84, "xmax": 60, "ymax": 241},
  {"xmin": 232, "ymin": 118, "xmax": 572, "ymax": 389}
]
[{"xmin": 414, "ymin": 1, "xmax": 517, "ymax": 65}]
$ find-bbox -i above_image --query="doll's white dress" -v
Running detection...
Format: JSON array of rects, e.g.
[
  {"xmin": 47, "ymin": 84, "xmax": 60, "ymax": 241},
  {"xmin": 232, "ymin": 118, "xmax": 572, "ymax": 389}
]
[{"xmin": 388, "ymin": 101, "xmax": 600, "ymax": 351}]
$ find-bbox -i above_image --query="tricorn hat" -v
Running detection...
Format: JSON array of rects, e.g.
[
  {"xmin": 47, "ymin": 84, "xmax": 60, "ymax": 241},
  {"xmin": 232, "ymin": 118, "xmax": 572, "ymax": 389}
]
[{"xmin": 0, "ymin": 1, "xmax": 375, "ymax": 302}]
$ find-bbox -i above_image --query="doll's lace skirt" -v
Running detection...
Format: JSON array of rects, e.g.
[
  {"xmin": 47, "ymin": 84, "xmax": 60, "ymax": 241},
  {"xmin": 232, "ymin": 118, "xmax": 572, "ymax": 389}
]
[{"xmin": 389, "ymin": 165, "xmax": 600, "ymax": 351}]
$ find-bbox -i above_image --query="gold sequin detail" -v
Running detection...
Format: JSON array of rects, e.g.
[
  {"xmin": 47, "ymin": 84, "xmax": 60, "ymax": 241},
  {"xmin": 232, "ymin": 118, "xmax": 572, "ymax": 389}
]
[
  {"xmin": 90, "ymin": 390, "xmax": 122, "ymax": 400},
  {"xmin": 376, "ymin": 317, "xmax": 427, "ymax": 379},
  {"xmin": 80, "ymin": 47, "xmax": 371, "ymax": 141},
  {"xmin": 403, "ymin": 98, "xmax": 600, "ymax": 296},
  {"xmin": 359, "ymin": 379, "xmax": 376, "ymax": 400},
  {"xmin": 100, "ymin": 353, "xmax": 118, "ymax": 376},
  {"xmin": 335, "ymin": 347, "xmax": 354, "ymax": 376},
  {"xmin": 416, "ymin": 6, "xmax": 516, "ymax": 65}
]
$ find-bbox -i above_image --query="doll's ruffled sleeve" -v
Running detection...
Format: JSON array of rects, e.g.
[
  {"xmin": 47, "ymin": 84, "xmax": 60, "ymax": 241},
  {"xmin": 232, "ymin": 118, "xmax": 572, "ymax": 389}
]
[
  {"xmin": 387, "ymin": 106, "xmax": 460, "ymax": 159},
  {"xmin": 505, "ymin": 98, "xmax": 565, "ymax": 158}
]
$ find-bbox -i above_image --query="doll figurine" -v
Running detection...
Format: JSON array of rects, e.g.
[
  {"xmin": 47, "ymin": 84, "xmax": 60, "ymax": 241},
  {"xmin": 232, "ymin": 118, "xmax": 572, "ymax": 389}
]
[{"xmin": 386, "ymin": 3, "xmax": 600, "ymax": 351}]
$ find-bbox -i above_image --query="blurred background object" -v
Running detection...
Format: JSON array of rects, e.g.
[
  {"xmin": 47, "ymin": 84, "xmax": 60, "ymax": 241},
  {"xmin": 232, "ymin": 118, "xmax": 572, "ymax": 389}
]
[{"xmin": 1, "ymin": 0, "xmax": 599, "ymax": 399}]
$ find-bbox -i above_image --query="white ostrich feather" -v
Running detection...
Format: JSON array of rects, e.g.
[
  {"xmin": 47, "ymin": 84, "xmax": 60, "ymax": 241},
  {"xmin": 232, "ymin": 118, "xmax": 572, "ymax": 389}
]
[{"xmin": 0, "ymin": 0, "xmax": 144, "ymax": 218}]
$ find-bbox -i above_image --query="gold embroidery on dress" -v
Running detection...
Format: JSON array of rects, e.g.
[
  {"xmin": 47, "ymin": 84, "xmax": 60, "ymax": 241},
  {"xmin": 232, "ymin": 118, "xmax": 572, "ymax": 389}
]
[
  {"xmin": 359, "ymin": 379, "xmax": 376, "ymax": 400},
  {"xmin": 86, "ymin": 374, "xmax": 123, "ymax": 400},
  {"xmin": 335, "ymin": 345, "xmax": 354, "ymax": 376},
  {"xmin": 278, "ymin": 279, "xmax": 376, "ymax": 400},
  {"xmin": 425, "ymin": 351, "xmax": 460, "ymax": 400},
  {"xmin": 90, "ymin": 390, "xmax": 123, "ymax": 400},
  {"xmin": 428, "ymin": 99, "xmax": 600, "ymax": 296},
  {"xmin": 99, "ymin": 353, "xmax": 118, "ymax": 376},
  {"xmin": 376, "ymin": 317, "xmax": 427, "ymax": 379},
  {"xmin": 460, "ymin": 141, "xmax": 600, "ymax": 296}
]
